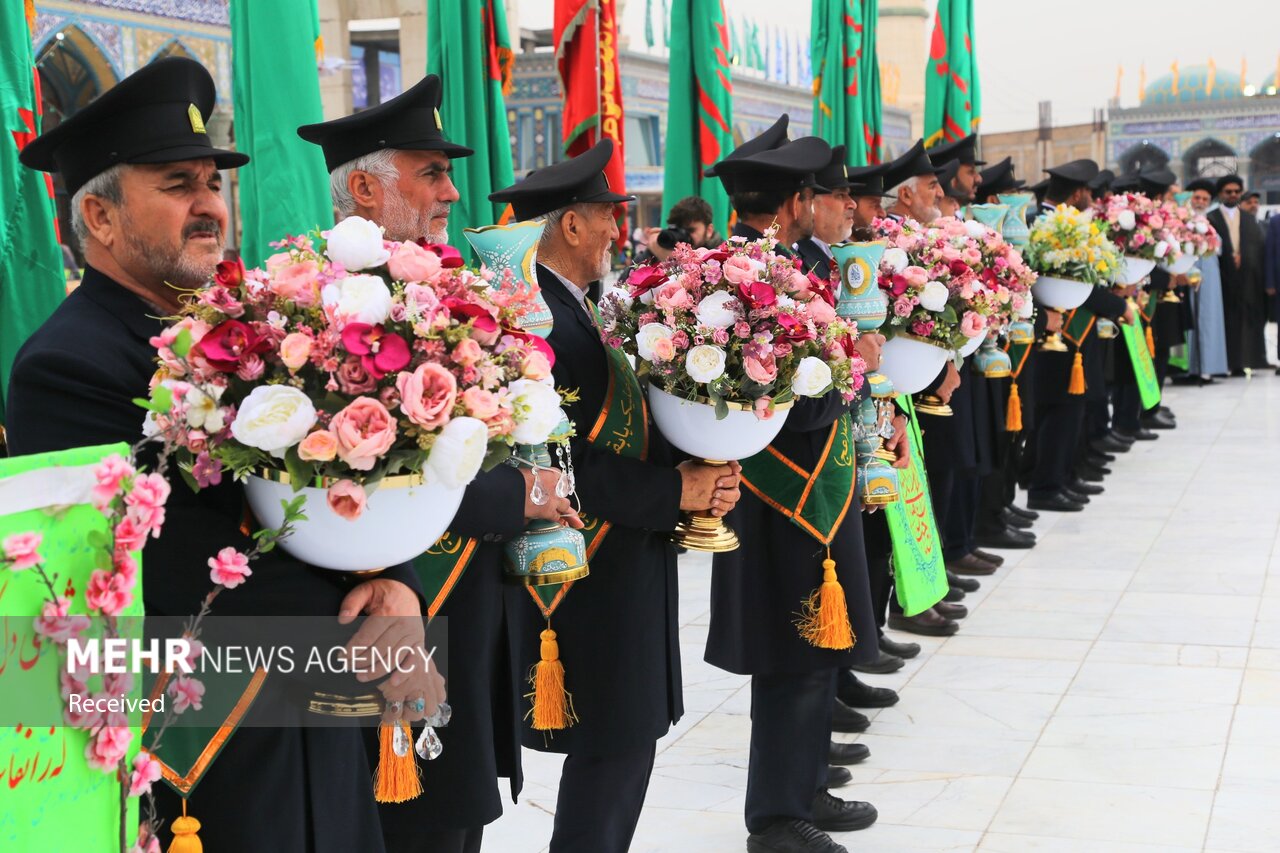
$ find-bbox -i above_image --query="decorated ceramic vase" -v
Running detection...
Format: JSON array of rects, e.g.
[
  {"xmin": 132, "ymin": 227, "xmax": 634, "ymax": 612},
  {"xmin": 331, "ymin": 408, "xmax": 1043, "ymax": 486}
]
[
  {"xmin": 997, "ymin": 193, "xmax": 1034, "ymax": 248},
  {"xmin": 465, "ymin": 220, "xmax": 554, "ymax": 338},
  {"xmin": 973, "ymin": 337, "xmax": 1012, "ymax": 377},
  {"xmin": 831, "ymin": 240, "xmax": 888, "ymax": 328},
  {"xmin": 967, "ymin": 203, "xmax": 1009, "ymax": 234},
  {"xmin": 503, "ymin": 417, "xmax": 589, "ymax": 585}
]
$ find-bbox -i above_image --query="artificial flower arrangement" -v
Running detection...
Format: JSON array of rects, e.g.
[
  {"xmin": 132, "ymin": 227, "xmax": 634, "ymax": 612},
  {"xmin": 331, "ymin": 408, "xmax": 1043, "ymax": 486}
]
[
  {"xmin": 598, "ymin": 230, "xmax": 866, "ymax": 418},
  {"xmin": 1162, "ymin": 200, "xmax": 1222, "ymax": 258},
  {"xmin": 145, "ymin": 216, "xmax": 565, "ymax": 522},
  {"xmin": 971, "ymin": 217, "xmax": 1038, "ymax": 329},
  {"xmin": 1096, "ymin": 192, "xmax": 1184, "ymax": 263},
  {"xmin": 1022, "ymin": 204, "xmax": 1125, "ymax": 286}
]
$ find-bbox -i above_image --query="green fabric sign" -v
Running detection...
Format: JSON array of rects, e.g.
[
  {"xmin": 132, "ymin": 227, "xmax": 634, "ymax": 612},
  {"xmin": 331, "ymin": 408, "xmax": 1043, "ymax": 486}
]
[
  {"xmin": 923, "ymin": 0, "xmax": 981, "ymax": 147},
  {"xmin": 1122, "ymin": 317, "xmax": 1162, "ymax": 410},
  {"xmin": 230, "ymin": 0, "xmax": 334, "ymax": 266},
  {"xmin": 811, "ymin": 0, "xmax": 882, "ymax": 164},
  {"xmin": 0, "ymin": 3, "xmax": 64, "ymax": 424},
  {"xmin": 0, "ymin": 443, "xmax": 141, "ymax": 851},
  {"xmin": 883, "ymin": 398, "xmax": 949, "ymax": 616}
]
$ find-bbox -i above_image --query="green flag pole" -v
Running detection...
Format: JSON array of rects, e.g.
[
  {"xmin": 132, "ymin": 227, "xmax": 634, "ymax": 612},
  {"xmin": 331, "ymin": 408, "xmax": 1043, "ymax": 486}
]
[{"xmin": 230, "ymin": 0, "xmax": 334, "ymax": 267}]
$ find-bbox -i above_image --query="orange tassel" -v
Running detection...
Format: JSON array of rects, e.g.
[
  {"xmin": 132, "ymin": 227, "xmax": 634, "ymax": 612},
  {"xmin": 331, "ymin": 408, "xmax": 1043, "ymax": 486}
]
[
  {"xmin": 1006, "ymin": 382, "xmax": 1023, "ymax": 432},
  {"xmin": 1068, "ymin": 350, "xmax": 1086, "ymax": 395},
  {"xmin": 168, "ymin": 800, "xmax": 202, "ymax": 853},
  {"xmin": 530, "ymin": 626, "xmax": 576, "ymax": 730},
  {"xmin": 373, "ymin": 721, "xmax": 422, "ymax": 803},
  {"xmin": 1145, "ymin": 324, "xmax": 1156, "ymax": 357},
  {"xmin": 797, "ymin": 557, "xmax": 854, "ymax": 650}
]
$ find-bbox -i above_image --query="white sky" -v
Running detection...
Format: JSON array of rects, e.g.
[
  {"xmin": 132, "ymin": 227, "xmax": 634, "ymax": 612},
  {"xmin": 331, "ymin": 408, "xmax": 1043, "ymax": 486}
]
[{"xmin": 518, "ymin": 0, "xmax": 1280, "ymax": 133}]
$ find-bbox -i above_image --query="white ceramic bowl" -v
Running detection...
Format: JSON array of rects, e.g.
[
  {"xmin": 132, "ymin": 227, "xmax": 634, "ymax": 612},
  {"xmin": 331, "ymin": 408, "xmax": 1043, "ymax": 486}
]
[
  {"xmin": 648, "ymin": 386, "xmax": 791, "ymax": 460},
  {"xmin": 1032, "ymin": 275, "xmax": 1094, "ymax": 310},
  {"xmin": 1119, "ymin": 256, "xmax": 1155, "ymax": 285},
  {"xmin": 245, "ymin": 473, "xmax": 466, "ymax": 571},
  {"xmin": 958, "ymin": 332, "xmax": 985, "ymax": 358},
  {"xmin": 1160, "ymin": 253, "xmax": 1196, "ymax": 275},
  {"xmin": 879, "ymin": 334, "xmax": 953, "ymax": 395}
]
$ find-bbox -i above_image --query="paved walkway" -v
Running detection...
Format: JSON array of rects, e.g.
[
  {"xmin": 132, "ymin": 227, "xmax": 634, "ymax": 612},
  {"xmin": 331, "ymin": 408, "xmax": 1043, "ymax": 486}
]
[{"xmin": 485, "ymin": 369, "xmax": 1280, "ymax": 853}]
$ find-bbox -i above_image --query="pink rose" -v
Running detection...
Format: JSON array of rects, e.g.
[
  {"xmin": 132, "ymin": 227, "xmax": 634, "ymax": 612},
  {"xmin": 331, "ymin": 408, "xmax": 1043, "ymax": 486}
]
[
  {"xmin": 208, "ymin": 547, "xmax": 253, "ymax": 588},
  {"xmin": 85, "ymin": 569, "xmax": 133, "ymax": 616},
  {"xmin": 962, "ymin": 248, "xmax": 982, "ymax": 265},
  {"xmin": 3, "ymin": 532, "xmax": 43, "ymax": 571},
  {"xmin": 331, "ymin": 396, "xmax": 398, "ymax": 470},
  {"xmin": 753, "ymin": 397, "xmax": 776, "ymax": 421},
  {"xmin": 734, "ymin": 321, "xmax": 752, "ymax": 339},
  {"xmin": 271, "ymin": 260, "xmax": 321, "ymax": 305},
  {"xmin": 961, "ymin": 311, "xmax": 986, "ymax": 338},
  {"xmin": 806, "ymin": 298, "xmax": 836, "ymax": 325},
  {"xmin": 721, "ymin": 255, "xmax": 757, "ymax": 285},
  {"xmin": 462, "ymin": 386, "xmax": 501, "ymax": 420},
  {"xmin": 711, "ymin": 328, "xmax": 730, "ymax": 345},
  {"xmin": 34, "ymin": 597, "xmax": 90, "ymax": 643},
  {"xmin": 298, "ymin": 429, "xmax": 339, "ymax": 462},
  {"xmin": 522, "ymin": 350, "xmax": 553, "ymax": 380},
  {"xmin": 902, "ymin": 266, "xmax": 929, "ymax": 288},
  {"xmin": 125, "ymin": 473, "xmax": 170, "ymax": 537},
  {"xmin": 397, "ymin": 363, "xmax": 457, "ymax": 430},
  {"xmin": 168, "ymin": 675, "xmax": 205, "ymax": 714},
  {"xmin": 893, "ymin": 296, "xmax": 914, "ymax": 317},
  {"xmin": 650, "ymin": 337, "xmax": 676, "ymax": 362},
  {"xmin": 654, "ymin": 281, "xmax": 694, "ymax": 311},
  {"xmin": 452, "ymin": 338, "xmax": 484, "ymax": 367},
  {"xmin": 783, "ymin": 269, "xmax": 813, "ymax": 297},
  {"xmin": 91, "ymin": 454, "xmax": 135, "ymax": 509},
  {"xmin": 337, "ymin": 356, "xmax": 378, "ymax": 395},
  {"xmin": 387, "ymin": 240, "xmax": 443, "ymax": 283},
  {"xmin": 280, "ymin": 333, "xmax": 312, "ymax": 370},
  {"xmin": 128, "ymin": 751, "xmax": 163, "ymax": 798},
  {"xmin": 744, "ymin": 355, "xmax": 778, "ymax": 384},
  {"xmin": 327, "ymin": 480, "xmax": 367, "ymax": 521},
  {"xmin": 85, "ymin": 726, "xmax": 132, "ymax": 771}
]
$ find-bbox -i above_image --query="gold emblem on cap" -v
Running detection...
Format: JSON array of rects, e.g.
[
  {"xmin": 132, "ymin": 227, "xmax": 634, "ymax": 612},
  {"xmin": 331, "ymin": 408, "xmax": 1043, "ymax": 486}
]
[
  {"xmin": 843, "ymin": 165, "xmax": 849, "ymax": 178},
  {"xmin": 434, "ymin": 108, "xmax": 443, "ymax": 131},
  {"xmin": 188, "ymin": 104, "xmax": 206, "ymax": 135}
]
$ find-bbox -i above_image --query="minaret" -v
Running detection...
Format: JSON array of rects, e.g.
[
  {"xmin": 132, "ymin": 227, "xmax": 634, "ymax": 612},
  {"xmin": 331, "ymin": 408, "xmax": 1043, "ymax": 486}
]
[{"xmin": 878, "ymin": 0, "xmax": 929, "ymax": 136}]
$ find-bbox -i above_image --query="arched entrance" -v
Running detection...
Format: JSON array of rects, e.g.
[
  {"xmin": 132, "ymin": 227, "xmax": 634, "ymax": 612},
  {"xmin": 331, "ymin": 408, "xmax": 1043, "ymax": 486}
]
[
  {"xmin": 1118, "ymin": 142, "xmax": 1169, "ymax": 178},
  {"xmin": 1250, "ymin": 134, "xmax": 1280, "ymax": 204},
  {"xmin": 149, "ymin": 39, "xmax": 198, "ymax": 64},
  {"xmin": 1182, "ymin": 138, "xmax": 1237, "ymax": 182}
]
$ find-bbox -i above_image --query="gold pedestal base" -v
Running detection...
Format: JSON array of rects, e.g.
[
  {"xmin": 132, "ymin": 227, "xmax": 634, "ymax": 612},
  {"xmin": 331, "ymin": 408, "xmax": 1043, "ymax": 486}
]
[
  {"xmin": 982, "ymin": 367, "xmax": 1012, "ymax": 378},
  {"xmin": 673, "ymin": 511, "xmax": 739, "ymax": 552},
  {"xmin": 872, "ymin": 447, "xmax": 897, "ymax": 464},
  {"xmin": 862, "ymin": 490, "xmax": 898, "ymax": 507},
  {"xmin": 1161, "ymin": 291, "xmax": 1182, "ymax": 303},
  {"xmin": 915, "ymin": 394, "xmax": 953, "ymax": 416},
  {"xmin": 1039, "ymin": 332, "xmax": 1070, "ymax": 353},
  {"xmin": 513, "ymin": 564, "xmax": 591, "ymax": 586}
]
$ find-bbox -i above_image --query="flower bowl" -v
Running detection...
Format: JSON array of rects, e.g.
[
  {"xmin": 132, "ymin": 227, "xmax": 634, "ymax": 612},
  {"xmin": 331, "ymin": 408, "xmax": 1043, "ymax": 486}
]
[
  {"xmin": 879, "ymin": 334, "xmax": 952, "ymax": 395},
  {"xmin": 1032, "ymin": 275, "xmax": 1094, "ymax": 311},
  {"xmin": 958, "ymin": 332, "xmax": 986, "ymax": 358},
  {"xmin": 648, "ymin": 386, "xmax": 793, "ymax": 460},
  {"xmin": 245, "ymin": 472, "xmax": 465, "ymax": 571},
  {"xmin": 1160, "ymin": 253, "xmax": 1196, "ymax": 275},
  {"xmin": 1119, "ymin": 256, "xmax": 1156, "ymax": 285}
]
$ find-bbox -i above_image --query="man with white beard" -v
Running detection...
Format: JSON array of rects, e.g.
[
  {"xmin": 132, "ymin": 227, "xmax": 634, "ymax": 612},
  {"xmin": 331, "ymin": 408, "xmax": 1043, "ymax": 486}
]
[
  {"xmin": 884, "ymin": 140, "xmax": 944, "ymax": 225},
  {"xmin": 299, "ymin": 75, "xmax": 579, "ymax": 853}
]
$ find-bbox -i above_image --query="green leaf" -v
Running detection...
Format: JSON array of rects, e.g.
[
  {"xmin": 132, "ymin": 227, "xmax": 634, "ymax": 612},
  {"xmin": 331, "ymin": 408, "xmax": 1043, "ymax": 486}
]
[
  {"xmin": 282, "ymin": 447, "xmax": 314, "ymax": 492},
  {"xmin": 171, "ymin": 328, "xmax": 193, "ymax": 359},
  {"xmin": 481, "ymin": 442, "xmax": 512, "ymax": 472},
  {"xmin": 178, "ymin": 465, "xmax": 200, "ymax": 495}
]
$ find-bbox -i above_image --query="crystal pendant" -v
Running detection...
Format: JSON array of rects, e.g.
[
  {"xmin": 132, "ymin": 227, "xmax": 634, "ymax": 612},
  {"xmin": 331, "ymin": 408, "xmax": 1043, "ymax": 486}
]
[
  {"xmin": 426, "ymin": 701, "xmax": 452, "ymax": 728},
  {"xmin": 415, "ymin": 725, "xmax": 443, "ymax": 761},
  {"xmin": 392, "ymin": 722, "xmax": 410, "ymax": 757}
]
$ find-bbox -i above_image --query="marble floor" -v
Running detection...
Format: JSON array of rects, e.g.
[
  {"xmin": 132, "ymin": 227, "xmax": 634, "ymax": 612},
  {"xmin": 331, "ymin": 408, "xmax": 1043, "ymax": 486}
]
[{"xmin": 485, "ymin": 368, "xmax": 1280, "ymax": 853}]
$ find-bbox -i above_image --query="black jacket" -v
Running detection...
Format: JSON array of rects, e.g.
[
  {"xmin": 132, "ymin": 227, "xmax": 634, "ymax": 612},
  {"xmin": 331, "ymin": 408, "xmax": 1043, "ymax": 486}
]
[{"xmin": 795, "ymin": 237, "xmax": 836, "ymax": 281}]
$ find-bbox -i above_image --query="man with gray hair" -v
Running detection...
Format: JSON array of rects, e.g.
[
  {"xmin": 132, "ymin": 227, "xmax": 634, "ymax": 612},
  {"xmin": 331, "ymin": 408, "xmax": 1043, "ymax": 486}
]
[{"xmin": 883, "ymin": 139, "xmax": 944, "ymax": 225}]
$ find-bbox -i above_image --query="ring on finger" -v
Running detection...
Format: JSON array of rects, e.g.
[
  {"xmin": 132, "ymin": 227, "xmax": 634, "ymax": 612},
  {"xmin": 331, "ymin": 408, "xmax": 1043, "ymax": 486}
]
[
  {"xmin": 409, "ymin": 697, "xmax": 426, "ymax": 715},
  {"xmin": 386, "ymin": 699, "xmax": 403, "ymax": 716}
]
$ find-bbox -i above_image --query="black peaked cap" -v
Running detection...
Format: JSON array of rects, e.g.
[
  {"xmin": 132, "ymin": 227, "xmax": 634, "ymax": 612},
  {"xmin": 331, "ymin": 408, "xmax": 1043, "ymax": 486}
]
[
  {"xmin": 847, "ymin": 161, "xmax": 894, "ymax": 197},
  {"xmin": 1138, "ymin": 164, "xmax": 1177, "ymax": 194},
  {"xmin": 979, "ymin": 157, "xmax": 1026, "ymax": 196},
  {"xmin": 927, "ymin": 133, "xmax": 986, "ymax": 166},
  {"xmin": 1112, "ymin": 171, "xmax": 1140, "ymax": 193},
  {"xmin": 298, "ymin": 74, "xmax": 473, "ymax": 172},
  {"xmin": 19, "ymin": 57, "xmax": 247, "ymax": 195},
  {"xmin": 883, "ymin": 139, "xmax": 947, "ymax": 191},
  {"xmin": 1089, "ymin": 168, "xmax": 1115, "ymax": 193},
  {"xmin": 1044, "ymin": 159, "xmax": 1099, "ymax": 186},
  {"xmin": 814, "ymin": 144, "xmax": 854, "ymax": 194},
  {"xmin": 705, "ymin": 114, "xmax": 790, "ymax": 179},
  {"xmin": 714, "ymin": 136, "xmax": 832, "ymax": 194},
  {"xmin": 489, "ymin": 139, "xmax": 633, "ymax": 221}
]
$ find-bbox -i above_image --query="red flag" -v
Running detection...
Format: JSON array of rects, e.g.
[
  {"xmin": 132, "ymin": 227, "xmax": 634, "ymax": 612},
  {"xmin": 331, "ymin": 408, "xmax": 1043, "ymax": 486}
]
[{"xmin": 554, "ymin": 0, "xmax": 626, "ymax": 239}]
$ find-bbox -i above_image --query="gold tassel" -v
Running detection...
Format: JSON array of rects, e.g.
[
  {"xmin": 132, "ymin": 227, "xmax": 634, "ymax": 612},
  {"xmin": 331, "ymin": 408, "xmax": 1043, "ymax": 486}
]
[
  {"xmin": 530, "ymin": 625, "xmax": 576, "ymax": 731},
  {"xmin": 797, "ymin": 556, "xmax": 854, "ymax": 650},
  {"xmin": 168, "ymin": 801, "xmax": 202, "ymax": 853},
  {"xmin": 1145, "ymin": 324, "xmax": 1156, "ymax": 357},
  {"xmin": 1068, "ymin": 350, "xmax": 1086, "ymax": 395},
  {"xmin": 1006, "ymin": 382, "xmax": 1023, "ymax": 432},
  {"xmin": 373, "ymin": 721, "xmax": 422, "ymax": 803}
]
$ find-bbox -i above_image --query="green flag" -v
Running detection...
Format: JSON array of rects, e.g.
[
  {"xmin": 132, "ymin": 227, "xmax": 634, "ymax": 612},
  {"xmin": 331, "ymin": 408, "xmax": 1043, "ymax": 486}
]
[
  {"xmin": 663, "ymin": 0, "xmax": 735, "ymax": 237},
  {"xmin": 1, "ymin": 3, "xmax": 64, "ymax": 424},
  {"xmin": 883, "ymin": 398, "xmax": 949, "ymax": 616},
  {"xmin": 923, "ymin": 0, "xmax": 981, "ymax": 147},
  {"xmin": 230, "ymin": 0, "xmax": 333, "ymax": 266},
  {"xmin": 810, "ymin": 0, "xmax": 870, "ymax": 164},
  {"xmin": 859, "ymin": 0, "xmax": 885, "ymax": 163},
  {"xmin": 427, "ymin": 0, "xmax": 516, "ymax": 255}
]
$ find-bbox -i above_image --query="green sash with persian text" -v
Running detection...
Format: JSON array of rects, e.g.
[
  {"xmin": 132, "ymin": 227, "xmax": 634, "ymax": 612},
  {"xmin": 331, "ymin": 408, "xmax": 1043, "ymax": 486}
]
[
  {"xmin": 1122, "ymin": 315, "xmax": 1162, "ymax": 410},
  {"xmin": 883, "ymin": 398, "xmax": 949, "ymax": 616}
]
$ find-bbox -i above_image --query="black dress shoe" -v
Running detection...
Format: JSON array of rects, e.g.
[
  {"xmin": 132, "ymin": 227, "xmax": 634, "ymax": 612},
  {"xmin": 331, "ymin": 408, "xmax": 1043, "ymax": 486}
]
[
  {"xmin": 1007, "ymin": 504, "xmax": 1039, "ymax": 520},
  {"xmin": 838, "ymin": 676, "xmax": 899, "ymax": 709},
  {"xmin": 747, "ymin": 819, "xmax": 848, "ymax": 853},
  {"xmin": 1000, "ymin": 508, "xmax": 1034, "ymax": 529},
  {"xmin": 831, "ymin": 698, "xmax": 870, "ymax": 733},
  {"xmin": 1117, "ymin": 427, "xmax": 1158, "ymax": 441},
  {"xmin": 976, "ymin": 527, "xmax": 1036, "ymax": 549},
  {"xmin": 828, "ymin": 741, "xmax": 870, "ymax": 765},
  {"xmin": 826, "ymin": 766, "xmax": 852, "ymax": 789},
  {"xmin": 1142, "ymin": 412, "xmax": 1176, "ymax": 430},
  {"xmin": 947, "ymin": 553, "xmax": 998, "ymax": 575},
  {"xmin": 1231, "ymin": 369, "xmax": 1248, "ymax": 377},
  {"xmin": 945, "ymin": 570, "xmax": 980, "ymax": 593},
  {"xmin": 933, "ymin": 601, "xmax": 968, "ymax": 620},
  {"xmin": 1069, "ymin": 478, "xmax": 1104, "ymax": 496},
  {"xmin": 1089, "ymin": 449, "xmax": 1117, "ymax": 463},
  {"xmin": 1061, "ymin": 488, "xmax": 1091, "ymax": 504},
  {"xmin": 1027, "ymin": 491, "xmax": 1084, "ymax": 512},
  {"xmin": 1077, "ymin": 465, "xmax": 1107, "ymax": 483},
  {"xmin": 849, "ymin": 650, "xmax": 905, "ymax": 674},
  {"xmin": 971, "ymin": 548, "xmax": 1005, "ymax": 566},
  {"xmin": 1106, "ymin": 429, "xmax": 1136, "ymax": 445},
  {"xmin": 812, "ymin": 791, "xmax": 878, "ymax": 832},
  {"xmin": 879, "ymin": 634, "xmax": 922, "ymax": 658},
  {"xmin": 888, "ymin": 609, "xmax": 960, "ymax": 637},
  {"xmin": 943, "ymin": 586, "xmax": 966, "ymax": 603},
  {"xmin": 1157, "ymin": 405, "xmax": 1177, "ymax": 420},
  {"xmin": 1092, "ymin": 436, "xmax": 1130, "ymax": 454}
]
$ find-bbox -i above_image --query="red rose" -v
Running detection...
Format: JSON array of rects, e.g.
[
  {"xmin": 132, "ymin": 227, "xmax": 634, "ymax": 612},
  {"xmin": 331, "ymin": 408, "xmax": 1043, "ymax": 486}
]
[
  {"xmin": 214, "ymin": 258, "xmax": 245, "ymax": 289},
  {"xmin": 627, "ymin": 265, "xmax": 668, "ymax": 298}
]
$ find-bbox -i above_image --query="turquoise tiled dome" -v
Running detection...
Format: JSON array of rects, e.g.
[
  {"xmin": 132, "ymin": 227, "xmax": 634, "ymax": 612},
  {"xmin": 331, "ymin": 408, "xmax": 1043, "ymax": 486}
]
[{"xmin": 1143, "ymin": 65, "xmax": 1243, "ymax": 105}]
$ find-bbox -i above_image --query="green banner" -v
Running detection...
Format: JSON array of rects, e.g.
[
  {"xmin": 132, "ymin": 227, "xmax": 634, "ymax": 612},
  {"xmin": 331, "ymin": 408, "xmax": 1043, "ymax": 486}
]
[
  {"xmin": 883, "ymin": 399, "xmax": 949, "ymax": 616},
  {"xmin": 923, "ymin": 0, "xmax": 981, "ymax": 147},
  {"xmin": 1122, "ymin": 318, "xmax": 1161, "ymax": 410}
]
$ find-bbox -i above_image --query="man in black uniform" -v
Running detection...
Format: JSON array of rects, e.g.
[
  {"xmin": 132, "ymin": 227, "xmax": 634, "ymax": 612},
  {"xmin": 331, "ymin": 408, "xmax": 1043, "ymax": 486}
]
[
  {"xmin": 298, "ymin": 74, "xmax": 578, "ymax": 853},
  {"xmin": 706, "ymin": 127, "xmax": 880, "ymax": 853},
  {"xmin": 795, "ymin": 144, "xmax": 856, "ymax": 278},
  {"xmin": 490, "ymin": 140, "xmax": 741, "ymax": 853},
  {"xmin": 8, "ymin": 58, "xmax": 437, "ymax": 853}
]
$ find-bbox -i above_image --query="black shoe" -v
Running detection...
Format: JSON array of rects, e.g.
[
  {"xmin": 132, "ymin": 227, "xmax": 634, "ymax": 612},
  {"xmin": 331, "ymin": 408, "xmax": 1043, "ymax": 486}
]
[
  {"xmin": 947, "ymin": 553, "xmax": 999, "ymax": 575},
  {"xmin": 1000, "ymin": 508, "xmax": 1034, "ymax": 529},
  {"xmin": 1117, "ymin": 427, "xmax": 1158, "ymax": 441},
  {"xmin": 1077, "ymin": 465, "xmax": 1107, "ymax": 483},
  {"xmin": 747, "ymin": 819, "xmax": 848, "ymax": 853},
  {"xmin": 888, "ymin": 609, "xmax": 960, "ymax": 637},
  {"xmin": 1008, "ymin": 504, "xmax": 1039, "ymax": 520},
  {"xmin": 829, "ymin": 741, "xmax": 870, "ymax": 765},
  {"xmin": 1069, "ymin": 478, "xmax": 1104, "ymax": 496},
  {"xmin": 1231, "ymin": 368, "xmax": 1248, "ymax": 377},
  {"xmin": 1061, "ymin": 487, "xmax": 1091, "ymax": 504},
  {"xmin": 1157, "ymin": 405, "xmax": 1177, "ymax": 420},
  {"xmin": 946, "ymin": 570, "xmax": 981, "ymax": 593},
  {"xmin": 1091, "ymin": 436, "xmax": 1130, "ymax": 454},
  {"xmin": 971, "ymin": 548, "xmax": 1006, "ymax": 566},
  {"xmin": 1089, "ymin": 449, "xmax": 1117, "ymax": 464},
  {"xmin": 838, "ymin": 675, "xmax": 899, "ymax": 709},
  {"xmin": 943, "ymin": 586, "xmax": 966, "ymax": 603},
  {"xmin": 826, "ymin": 765, "xmax": 852, "ymax": 789},
  {"xmin": 879, "ymin": 634, "xmax": 922, "ymax": 658},
  {"xmin": 1274, "ymin": 367, "xmax": 1280, "ymax": 375},
  {"xmin": 831, "ymin": 698, "xmax": 870, "ymax": 733},
  {"xmin": 1142, "ymin": 412, "xmax": 1176, "ymax": 430},
  {"xmin": 1107, "ymin": 429, "xmax": 1137, "ymax": 446},
  {"xmin": 934, "ymin": 601, "xmax": 968, "ymax": 620},
  {"xmin": 976, "ymin": 526, "xmax": 1036, "ymax": 549},
  {"xmin": 1027, "ymin": 491, "xmax": 1085, "ymax": 512},
  {"xmin": 849, "ymin": 650, "xmax": 905, "ymax": 674},
  {"xmin": 811, "ymin": 791, "xmax": 879, "ymax": 833}
]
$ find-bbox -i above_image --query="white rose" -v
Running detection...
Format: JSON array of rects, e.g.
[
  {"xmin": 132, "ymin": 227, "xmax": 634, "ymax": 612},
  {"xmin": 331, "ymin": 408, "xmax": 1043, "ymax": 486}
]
[
  {"xmin": 1183, "ymin": 241, "xmax": 1195, "ymax": 256},
  {"xmin": 790, "ymin": 356, "xmax": 833, "ymax": 398},
  {"xmin": 636, "ymin": 322, "xmax": 675, "ymax": 361},
  {"xmin": 1116, "ymin": 209, "xmax": 1137, "ymax": 230},
  {"xmin": 1154, "ymin": 240, "xmax": 1170, "ymax": 259},
  {"xmin": 427, "ymin": 416, "xmax": 488, "ymax": 489},
  {"xmin": 1194, "ymin": 220, "xmax": 1208, "ymax": 235},
  {"xmin": 230, "ymin": 385, "xmax": 317, "ymax": 458},
  {"xmin": 323, "ymin": 274, "xmax": 394, "ymax": 325},
  {"xmin": 184, "ymin": 384, "xmax": 226, "ymax": 434},
  {"xmin": 964, "ymin": 220, "xmax": 987, "ymax": 239},
  {"xmin": 1016, "ymin": 296, "xmax": 1035, "ymax": 318},
  {"xmin": 919, "ymin": 281, "xmax": 949, "ymax": 312},
  {"xmin": 694, "ymin": 291, "xmax": 740, "ymax": 328},
  {"xmin": 685, "ymin": 345, "xmax": 727, "ymax": 384},
  {"xmin": 508, "ymin": 379, "xmax": 564, "ymax": 445},
  {"xmin": 776, "ymin": 293, "xmax": 796, "ymax": 309},
  {"xmin": 325, "ymin": 216, "xmax": 391, "ymax": 271},
  {"xmin": 882, "ymin": 247, "xmax": 909, "ymax": 274}
]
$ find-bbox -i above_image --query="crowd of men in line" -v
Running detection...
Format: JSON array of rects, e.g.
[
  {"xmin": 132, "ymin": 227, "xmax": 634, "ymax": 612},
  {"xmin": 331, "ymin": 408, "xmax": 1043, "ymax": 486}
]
[{"xmin": 5, "ymin": 55, "xmax": 1277, "ymax": 853}]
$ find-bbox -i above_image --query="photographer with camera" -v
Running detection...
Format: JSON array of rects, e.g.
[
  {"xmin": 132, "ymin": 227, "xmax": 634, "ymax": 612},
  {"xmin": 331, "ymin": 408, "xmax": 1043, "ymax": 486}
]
[{"xmin": 638, "ymin": 195, "xmax": 716, "ymax": 263}]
